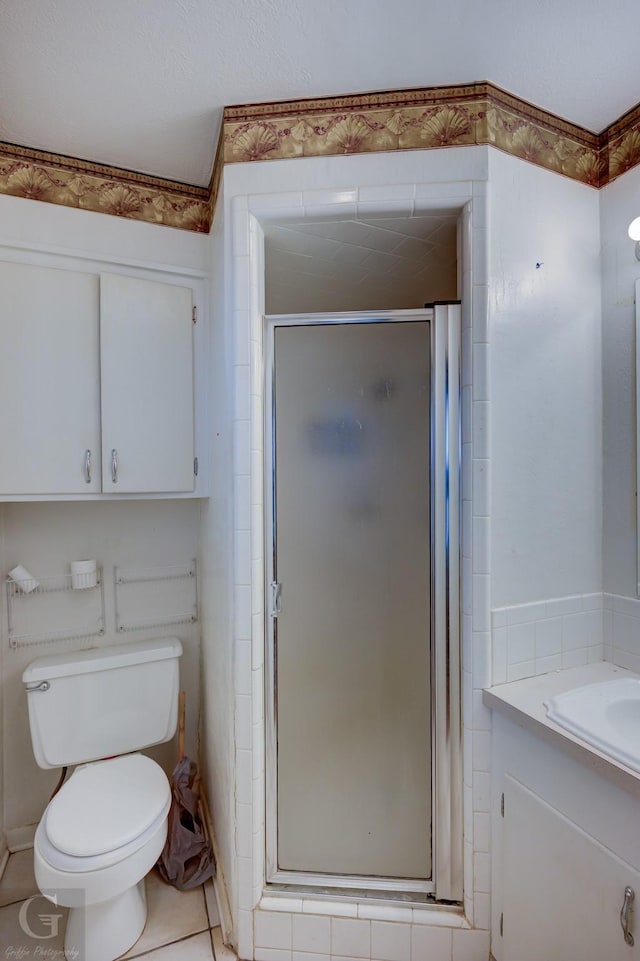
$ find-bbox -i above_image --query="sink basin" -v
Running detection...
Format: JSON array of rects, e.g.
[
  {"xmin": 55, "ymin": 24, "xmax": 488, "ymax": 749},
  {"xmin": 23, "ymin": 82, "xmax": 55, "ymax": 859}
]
[{"xmin": 544, "ymin": 677, "xmax": 640, "ymax": 773}]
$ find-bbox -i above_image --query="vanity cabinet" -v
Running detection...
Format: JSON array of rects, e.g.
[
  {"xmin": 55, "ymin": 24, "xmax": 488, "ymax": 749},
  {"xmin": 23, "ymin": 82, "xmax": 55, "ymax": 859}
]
[
  {"xmin": 489, "ymin": 682, "xmax": 640, "ymax": 961},
  {"xmin": 0, "ymin": 262, "xmax": 195, "ymax": 496},
  {"xmin": 501, "ymin": 774, "xmax": 640, "ymax": 960}
]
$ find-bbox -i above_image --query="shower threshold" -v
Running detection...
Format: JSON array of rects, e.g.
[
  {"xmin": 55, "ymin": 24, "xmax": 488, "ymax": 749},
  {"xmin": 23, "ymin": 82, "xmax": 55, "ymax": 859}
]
[{"xmin": 265, "ymin": 881, "xmax": 461, "ymax": 908}]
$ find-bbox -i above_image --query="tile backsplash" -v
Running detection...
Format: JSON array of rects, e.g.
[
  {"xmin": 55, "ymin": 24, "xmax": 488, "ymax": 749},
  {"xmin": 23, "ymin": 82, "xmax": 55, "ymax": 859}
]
[
  {"xmin": 491, "ymin": 591, "xmax": 640, "ymax": 685},
  {"xmin": 491, "ymin": 593, "xmax": 604, "ymax": 685},
  {"xmin": 604, "ymin": 593, "xmax": 640, "ymax": 671}
]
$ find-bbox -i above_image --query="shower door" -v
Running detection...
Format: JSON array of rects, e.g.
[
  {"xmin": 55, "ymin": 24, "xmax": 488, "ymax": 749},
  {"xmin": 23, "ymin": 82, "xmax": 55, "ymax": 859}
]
[{"xmin": 265, "ymin": 307, "xmax": 462, "ymax": 900}]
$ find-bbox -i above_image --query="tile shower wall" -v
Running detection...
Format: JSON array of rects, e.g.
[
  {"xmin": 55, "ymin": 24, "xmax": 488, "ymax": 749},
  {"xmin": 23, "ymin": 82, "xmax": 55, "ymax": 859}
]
[
  {"xmin": 220, "ymin": 141, "xmax": 602, "ymax": 960},
  {"xmin": 491, "ymin": 594, "xmax": 604, "ymax": 685},
  {"xmin": 252, "ymin": 903, "xmax": 488, "ymax": 961},
  {"xmin": 223, "ymin": 146, "xmax": 492, "ymax": 961},
  {"xmin": 199, "ymin": 189, "xmax": 239, "ymax": 943}
]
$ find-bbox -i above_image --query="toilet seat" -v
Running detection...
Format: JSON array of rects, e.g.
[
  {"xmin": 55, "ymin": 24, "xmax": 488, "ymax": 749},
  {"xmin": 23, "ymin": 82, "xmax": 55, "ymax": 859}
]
[
  {"xmin": 37, "ymin": 800, "xmax": 170, "ymax": 873},
  {"xmin": 37, "ymin": 754, "xmax": 171, "ymax": 872}
]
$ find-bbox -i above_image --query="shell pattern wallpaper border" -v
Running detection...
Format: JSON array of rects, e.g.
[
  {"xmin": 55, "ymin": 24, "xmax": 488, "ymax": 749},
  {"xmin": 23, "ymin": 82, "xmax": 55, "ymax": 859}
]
[
  {"xmin": 0, "ymin": 141, "xmax": 211, "ymax": 232},
  {"xmin": 223, "ymin": 83, "xmax": 603, "ymax": 189},
  {"xmin": 0, "ymin": 82, "xmax": 638, "ymax": 233}
]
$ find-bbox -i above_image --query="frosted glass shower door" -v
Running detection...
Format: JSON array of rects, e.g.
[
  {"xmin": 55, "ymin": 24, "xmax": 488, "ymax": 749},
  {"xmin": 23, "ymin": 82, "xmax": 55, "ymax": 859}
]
[{"xmin": 270, "ymin": 318, "xmax": 432, "ymax": 882}]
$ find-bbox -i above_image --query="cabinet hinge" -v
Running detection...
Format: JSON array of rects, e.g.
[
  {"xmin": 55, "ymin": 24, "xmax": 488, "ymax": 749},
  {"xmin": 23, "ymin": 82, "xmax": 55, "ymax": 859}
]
[
  {"xmin": 192, "ymin": 305, "xmax": 198, "ymax": 324},
  {"xmin": 193, "ymin": 457, "xmax": 199, "ymax": 477},
  {"xmin": 501, "ymin": 792, "xmax": 504, "ymax": 817},
  {"xmin": 500, "ymin": 913, "xmax": 503, "ymax": 937}
]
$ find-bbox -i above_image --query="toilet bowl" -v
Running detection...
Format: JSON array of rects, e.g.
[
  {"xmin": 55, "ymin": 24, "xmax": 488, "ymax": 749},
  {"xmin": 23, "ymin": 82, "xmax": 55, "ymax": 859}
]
[
  {"xmin": 34, "ymin": 753, "xmax": 171, "ymax": 961},
  {"xmin": 23, "ymin": 638, "xmax": 182, "ymax": 961}
]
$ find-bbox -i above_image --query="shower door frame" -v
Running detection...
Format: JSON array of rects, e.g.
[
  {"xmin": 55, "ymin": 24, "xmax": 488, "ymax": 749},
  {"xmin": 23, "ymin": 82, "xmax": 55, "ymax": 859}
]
[{"xmin": 264, "ymin": 305, "xmax": 462, "ymax": 902}]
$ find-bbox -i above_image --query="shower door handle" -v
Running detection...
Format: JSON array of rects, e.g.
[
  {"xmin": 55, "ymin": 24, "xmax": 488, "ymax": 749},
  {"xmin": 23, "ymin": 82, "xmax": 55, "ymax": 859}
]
[{"xmin": 270, "ymin": 582, "xmax": 282, "ymax": 617}]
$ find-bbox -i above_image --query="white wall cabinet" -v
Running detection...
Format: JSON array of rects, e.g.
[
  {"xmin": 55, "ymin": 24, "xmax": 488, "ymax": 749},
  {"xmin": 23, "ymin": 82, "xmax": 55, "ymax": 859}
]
[
  {"xmin": 0, "ymin": 261, "xmax": 101, "ymax": 495},
  {"xmin": 0, "ymin": 262, "xmax": 196, "ymax": 497},
  {"xmin": 100, "ymin": 273, "xmax": 194, "ymax": 494}
]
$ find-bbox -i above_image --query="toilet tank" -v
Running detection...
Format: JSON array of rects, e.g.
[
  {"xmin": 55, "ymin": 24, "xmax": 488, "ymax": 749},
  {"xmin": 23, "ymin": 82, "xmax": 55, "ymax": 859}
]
[{"xmin": 23, "ymin": 637, "xmax": 182, "ymax": 769}]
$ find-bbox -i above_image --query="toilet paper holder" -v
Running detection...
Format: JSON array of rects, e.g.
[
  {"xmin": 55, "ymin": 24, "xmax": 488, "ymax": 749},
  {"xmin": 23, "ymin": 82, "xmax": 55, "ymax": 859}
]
[
  {"xmin": 5, "ymin": 565, "xmax": 105, "ymax": 649},
  {"xmin": 70, "ymin": 558, "xmax": 97, "ymax": 590},
  {"xmin": 7, "ymin": 564, "xmax": 39, "ymax": 593}
]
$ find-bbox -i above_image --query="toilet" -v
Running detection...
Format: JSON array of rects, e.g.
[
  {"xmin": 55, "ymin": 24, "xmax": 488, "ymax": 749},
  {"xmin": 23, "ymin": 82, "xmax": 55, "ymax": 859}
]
[{"xmin": 23, "ymin": 637, "xmax": 183, "ymax": 961}]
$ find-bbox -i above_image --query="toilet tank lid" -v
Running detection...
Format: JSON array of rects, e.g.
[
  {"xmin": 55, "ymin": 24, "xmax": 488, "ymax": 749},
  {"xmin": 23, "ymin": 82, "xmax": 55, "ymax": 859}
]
[{"xmin": 23, "ymin": 637, "xmax": 182, "ymax": 684}]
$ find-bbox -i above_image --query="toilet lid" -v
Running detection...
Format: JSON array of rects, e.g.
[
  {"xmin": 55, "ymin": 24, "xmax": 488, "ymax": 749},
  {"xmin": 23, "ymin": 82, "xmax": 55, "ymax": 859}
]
[{"xmin": 45, "ymin": 753, "xmax": 171, "ymax": 857}]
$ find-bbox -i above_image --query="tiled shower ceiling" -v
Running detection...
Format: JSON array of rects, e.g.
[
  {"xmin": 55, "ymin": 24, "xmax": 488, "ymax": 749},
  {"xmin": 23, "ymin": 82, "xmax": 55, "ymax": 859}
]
[{"xmin": 264, "ymin": 215, "xmax": 458, "ymax": 314}]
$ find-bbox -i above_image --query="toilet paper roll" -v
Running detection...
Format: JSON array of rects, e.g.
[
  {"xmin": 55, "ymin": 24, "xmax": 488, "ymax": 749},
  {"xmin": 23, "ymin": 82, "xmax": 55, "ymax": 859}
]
[
  {"xmin": 8, "ymin": 564, "xmax": 39, "ymax": 593},
  {"xmin": 70, "ymin": 559, "xmax": 97, "ymax": 590}
]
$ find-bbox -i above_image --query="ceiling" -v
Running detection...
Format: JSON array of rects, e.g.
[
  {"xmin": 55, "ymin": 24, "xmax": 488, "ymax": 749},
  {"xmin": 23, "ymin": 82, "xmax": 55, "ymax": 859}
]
[
  {"xmin": 1, "ymin": 0, "xmax": 640, "ymax": 187},
  {"xmin": 264, "ymin": 215, "xmax": 458, "ymax": 314}
]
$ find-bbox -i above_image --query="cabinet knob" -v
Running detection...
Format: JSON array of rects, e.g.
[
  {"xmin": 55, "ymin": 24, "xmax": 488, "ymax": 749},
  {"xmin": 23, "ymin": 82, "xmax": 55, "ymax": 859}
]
[
  {"xmin": 111, "ymin": 448, "xmax": 118, "ymax": 484},
  {"xmin": 84, "ymin": 449, "xmax": 92, "ymax": 484},
  {"xmin": 620, "ymin": 885, "xmax": 635, "ymax": 945}
]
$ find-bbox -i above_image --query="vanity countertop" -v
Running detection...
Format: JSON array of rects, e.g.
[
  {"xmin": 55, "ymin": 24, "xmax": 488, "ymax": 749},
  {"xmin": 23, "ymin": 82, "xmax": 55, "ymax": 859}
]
[{"xmin": 483, "ymin": 662, "xmax": 640, "ymax": 798}]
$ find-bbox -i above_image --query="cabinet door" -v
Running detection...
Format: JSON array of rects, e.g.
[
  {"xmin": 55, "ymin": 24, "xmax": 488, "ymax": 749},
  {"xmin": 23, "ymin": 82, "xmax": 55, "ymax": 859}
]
[
  {"xmin": 100, "ymin": 273, "xmax": 194, "ymax": 493},
  {"xmin": 502, "ymin": 775, "xmax": 640, "ymax": 961},
  {"xmin": 0, "ymin": 262, "xmax": 101, "ymax": 494}
]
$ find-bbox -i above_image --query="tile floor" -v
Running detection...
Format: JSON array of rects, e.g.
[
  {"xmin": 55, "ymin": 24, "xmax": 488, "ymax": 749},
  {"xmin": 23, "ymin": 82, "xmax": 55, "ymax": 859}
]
[{"xmin": 0, "ymin": 849, "xmax": 236, "ymax": 960}]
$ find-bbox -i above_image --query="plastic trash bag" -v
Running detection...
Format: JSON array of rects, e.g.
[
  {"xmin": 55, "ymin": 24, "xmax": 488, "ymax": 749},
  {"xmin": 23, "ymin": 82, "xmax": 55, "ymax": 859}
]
[{"xmin": 157, "ymin": 755, "xmax": 216, "ymax": 890}]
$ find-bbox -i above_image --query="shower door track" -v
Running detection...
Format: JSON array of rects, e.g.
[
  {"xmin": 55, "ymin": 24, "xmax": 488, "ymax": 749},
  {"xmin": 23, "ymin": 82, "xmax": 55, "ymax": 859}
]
[{"xmin": 263, "ymin": 307, "xmax": 462, "ymax": 902}]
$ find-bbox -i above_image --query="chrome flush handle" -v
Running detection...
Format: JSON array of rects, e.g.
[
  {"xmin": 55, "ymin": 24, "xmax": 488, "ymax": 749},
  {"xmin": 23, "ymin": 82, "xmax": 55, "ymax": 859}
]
[
  {"xmin": 84, "ymin": 448, "xmax": 92, "ymax": 484},
  {"xmin": 111, "ymin": 448, "xmax": 118, "ymax": 484},
  {"xmin": 621, "ymin": 885, "xmax": 635, "ymax": 945}
]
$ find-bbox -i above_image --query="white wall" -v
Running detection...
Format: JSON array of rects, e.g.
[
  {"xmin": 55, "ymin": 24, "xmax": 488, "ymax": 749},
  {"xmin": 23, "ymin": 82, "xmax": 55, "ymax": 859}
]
[
  {"xmin": 0, "ymin": 194, "xmax": 209, "ymax": 843},
  {"xmin": 489, "ymin": 149, "xmax": 602, "ymax": 609},
  {"xmin": 0, "ymin": 192, "xmax": 208, "ymax": 275},
  {"xmin": 0, "ymin": 507, "xmax": 4, "ymax": 863},
  {"xmin": 1, "ymin": 500, "xmax": 201, "ymax": 834},
  {"xmin": 600, "ymin": 164, "xmax": 640, "ymax": 598}
]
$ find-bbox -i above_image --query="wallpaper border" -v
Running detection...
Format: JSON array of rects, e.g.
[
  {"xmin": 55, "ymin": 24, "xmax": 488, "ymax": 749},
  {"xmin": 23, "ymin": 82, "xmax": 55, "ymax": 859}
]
[
  {"xmin": 0, "ymin": 81, "xmax": 637, "ymax": 233},
  {"xmin": 0, "ymin": 140, "xmax": 211, "ymax": 232},
  {"xmin": 223, "ymin": 83, "xmax": 602, "ymax": 188}
]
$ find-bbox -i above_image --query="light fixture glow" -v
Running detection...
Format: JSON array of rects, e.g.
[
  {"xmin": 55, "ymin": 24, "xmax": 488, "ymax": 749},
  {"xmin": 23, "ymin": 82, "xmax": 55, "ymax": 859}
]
[{"xmin": 629, "ymin": 217, "xmax": 640, "ymax": 241}]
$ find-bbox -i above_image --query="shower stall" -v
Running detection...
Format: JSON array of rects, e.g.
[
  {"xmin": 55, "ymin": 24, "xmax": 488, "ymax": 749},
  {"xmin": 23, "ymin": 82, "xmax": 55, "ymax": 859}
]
[{"xmin": 264, "ymin": 305, "xmax": 462, "ymax": 902}]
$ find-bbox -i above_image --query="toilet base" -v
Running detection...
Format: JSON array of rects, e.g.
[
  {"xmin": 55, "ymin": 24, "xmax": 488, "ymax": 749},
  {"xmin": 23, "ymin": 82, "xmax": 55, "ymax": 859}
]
[{"xmin": 65, "ymin": 877, "xmax": 147, "ymax": 961}]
